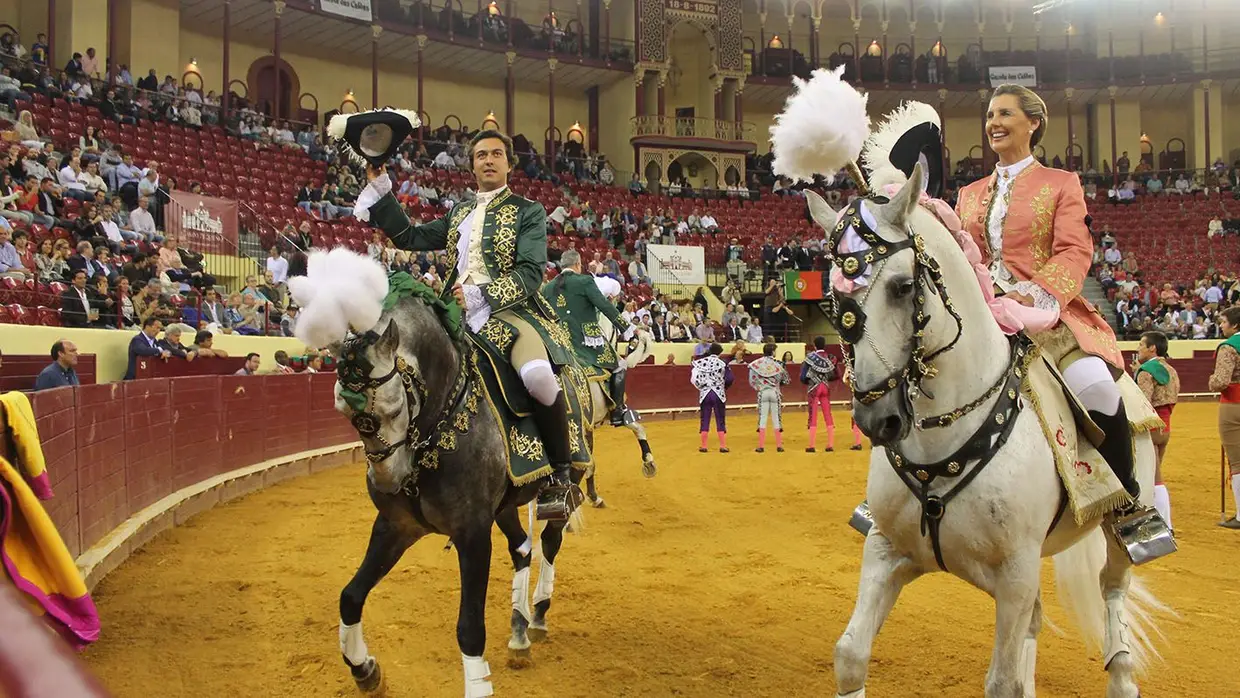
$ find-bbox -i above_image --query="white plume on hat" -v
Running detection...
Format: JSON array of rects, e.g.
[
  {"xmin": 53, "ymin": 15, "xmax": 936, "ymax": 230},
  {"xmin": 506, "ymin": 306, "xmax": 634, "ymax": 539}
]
[
  {"xmin": 595, "ymin": 275, "xmax": 623, "ymax": 299},
  {"xmin": 288, "ymin": 247, "xmax": 390, "ymax": 348},
  {"xmin": 862, "ymin": 100, "xmax": 940, "ymax": 191},
  {"xmin": 769, "ymin": 66, "xmax": 870, "ymax": 183}
]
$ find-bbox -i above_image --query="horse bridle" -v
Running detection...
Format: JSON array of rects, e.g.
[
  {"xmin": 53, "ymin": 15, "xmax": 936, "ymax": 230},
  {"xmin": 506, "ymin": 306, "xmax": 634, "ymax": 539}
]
[
  {"xmin": 822, "ymin": 196, "xmax": 1035, "ymax": 572},
  {"xmin": 337, "ymin": 330, "xmax": 471, "ymax": 475},
  {"xmin": 821, "ymin": 197, "xmax": 964, "ymax": 410}
]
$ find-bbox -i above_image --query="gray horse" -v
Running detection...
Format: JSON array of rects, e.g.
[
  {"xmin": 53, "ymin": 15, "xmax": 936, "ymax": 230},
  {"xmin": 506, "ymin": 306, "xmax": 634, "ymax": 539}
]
[{"xmin": 310, "ymin": 278, "xmax": 654, "ymax": 697}]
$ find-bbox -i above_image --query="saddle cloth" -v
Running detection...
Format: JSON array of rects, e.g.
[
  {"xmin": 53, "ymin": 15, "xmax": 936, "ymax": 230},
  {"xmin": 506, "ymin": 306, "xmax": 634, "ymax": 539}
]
[{"xmin": 1024, "ymin": 352, "xmax": 1165, "ymax": 524}]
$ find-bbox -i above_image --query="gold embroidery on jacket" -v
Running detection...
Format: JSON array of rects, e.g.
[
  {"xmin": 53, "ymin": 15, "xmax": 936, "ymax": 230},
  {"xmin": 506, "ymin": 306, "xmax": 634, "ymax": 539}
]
[
  {"xmin": 1028, "ymin": 184, "xmax": 1056, "ymax": 270},
  {"xmin": 486, "ymin": 275, "xmax": 523, "ymax": 308}
]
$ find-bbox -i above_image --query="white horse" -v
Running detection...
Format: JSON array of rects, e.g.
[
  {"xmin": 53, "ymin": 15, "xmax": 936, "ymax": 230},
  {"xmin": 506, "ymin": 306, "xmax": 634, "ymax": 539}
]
[{"xmin": 805, "ymin": 166, "xmax": 1167, "ymax": 698}]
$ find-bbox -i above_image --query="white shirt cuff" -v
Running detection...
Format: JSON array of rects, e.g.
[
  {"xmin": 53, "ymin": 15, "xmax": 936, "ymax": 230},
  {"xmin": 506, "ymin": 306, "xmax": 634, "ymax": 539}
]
[
  {"xmin": 353, "ymin": 174, "xmax": 393, "ymax": 223},
  {"xmin": 1014, "ymin": 280, "xmax": 1062, "ymax": 314},
  {"xmin": 463, "ymin": 284, "xmax": 491, "ymax": 333}
]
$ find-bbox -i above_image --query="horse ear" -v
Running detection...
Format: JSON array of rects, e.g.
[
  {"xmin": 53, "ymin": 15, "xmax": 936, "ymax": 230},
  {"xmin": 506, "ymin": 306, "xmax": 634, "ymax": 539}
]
[
  {"xmin": 375, "ymin": 319, "xmax": 400, "ymax": 358},
  {"xmin": 804, "ymin": 189, "xmax": 838, "ymax": 233},
  {"xmin": 880, "ymin": 162, "xmax": 924, "ymax": 226}
]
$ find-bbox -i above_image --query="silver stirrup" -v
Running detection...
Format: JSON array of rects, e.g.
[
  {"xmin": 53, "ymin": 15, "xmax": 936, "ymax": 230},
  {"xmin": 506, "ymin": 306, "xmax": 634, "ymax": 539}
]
[
  {"xmin": 1109, "ymin": 506, "xmax": 1176, "ymax": 565},
  {"xmin": 848, "ymin": 500, "xmax": 874, "ymax": 537}
]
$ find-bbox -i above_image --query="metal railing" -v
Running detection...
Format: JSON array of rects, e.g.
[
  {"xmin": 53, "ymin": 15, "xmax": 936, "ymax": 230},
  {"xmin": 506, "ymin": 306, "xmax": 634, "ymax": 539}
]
[{"xmin": 631, "ymin": 116, "xmax": 755, "ymax": 142}]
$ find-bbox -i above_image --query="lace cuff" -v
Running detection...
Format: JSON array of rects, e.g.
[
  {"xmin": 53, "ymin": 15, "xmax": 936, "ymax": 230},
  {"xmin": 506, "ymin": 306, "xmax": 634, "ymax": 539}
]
[
  {"xmin": 462, "ymin": 284, "xmax": 491, "ymax": 333},
  {"xmin": 353, "ymin": 174, "xmax": 393, "ymax": 223},
  {"xmin": 1013, "ymin": 280, "xmax": 1061, "ymax": 313}
]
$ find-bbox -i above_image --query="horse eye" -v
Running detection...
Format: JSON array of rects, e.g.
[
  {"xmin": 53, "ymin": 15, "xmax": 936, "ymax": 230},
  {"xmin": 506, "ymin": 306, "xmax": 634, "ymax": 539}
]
[{"xmin": 894, "ymin": 279, "xmax": 915, "ymax": 298}]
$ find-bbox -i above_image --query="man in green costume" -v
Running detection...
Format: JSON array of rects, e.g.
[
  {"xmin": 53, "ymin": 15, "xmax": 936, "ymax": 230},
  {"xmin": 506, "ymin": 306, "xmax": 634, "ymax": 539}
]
[
  {"xmin": 544, "ymin": 249, "xmax": 641, "ymax": 425},
  {"xmin": 356, "ymin": 129, "xmax": 581, "ymax": 521}
]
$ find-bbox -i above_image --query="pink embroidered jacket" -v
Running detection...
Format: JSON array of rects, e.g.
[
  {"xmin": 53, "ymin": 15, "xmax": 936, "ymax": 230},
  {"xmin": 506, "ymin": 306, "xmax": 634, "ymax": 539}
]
[{"xmin": 955, "ymin": 162, "xmax": 1124, "ymax": 369}]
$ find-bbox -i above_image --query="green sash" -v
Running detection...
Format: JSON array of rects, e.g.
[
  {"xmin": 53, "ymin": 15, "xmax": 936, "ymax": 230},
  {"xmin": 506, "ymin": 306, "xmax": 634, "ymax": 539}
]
[
  {"xmin": 1136, "ymin": 358, "xmax": 1169, "ymax": 386},
  {"xmin": 1219, "ymin": 334, "xmax": 1240, "ymax": 356}
]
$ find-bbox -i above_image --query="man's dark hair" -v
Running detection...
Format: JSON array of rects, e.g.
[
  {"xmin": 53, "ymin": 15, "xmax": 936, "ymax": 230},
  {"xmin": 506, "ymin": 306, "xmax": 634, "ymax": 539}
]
[
  {"xmin": 708, "ymin": 342, "xmax": 724, "ymax": 356},
  {"xmin": 245, "ymin": 352, "xmax": 260, "ymax": 362},
  {"xmin": 40, "ymin": 176, "xmax": 53, "ymax": 184},
  {"xmin": 50, "ymin": 340, "xmax": 67, "ymax": 361},
  {"xmin": 1224, "ymin": 306, "xmax": 1240, "ymax": 330},
  {"xmin": 813, "ymin": 335, "xmax": 826, "ymax": 350},
  {"xmin": 194, "ymin": 330, "xmax": 212, "ymax": 345},
  {"xmin": 1140, "ymin": 331, "xmax": 1169, "ymax": 358},
  {"xmin": 142, "ymin": 316, "xmax": 160, "ymax": 329},
  {"xmin": 468, "ymin": 129, "xmax": 516, "ymax": 167},
  {"xmin": 69, "ymin": 268, "xmax": 86, "ymax": 281},
  {"xmin": 763, "ymin": 342, "xmax": 776, "ymax": 357},
  {"xmin": 12, "ymin": 230, "xmax": 26, "ymax": 242}
]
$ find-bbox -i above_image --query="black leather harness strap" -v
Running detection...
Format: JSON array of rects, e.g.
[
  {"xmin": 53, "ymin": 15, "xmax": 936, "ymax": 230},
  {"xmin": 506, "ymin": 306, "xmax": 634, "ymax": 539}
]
[{"xmin": 885, "ymin": 334, "xmax": 1034, "ymax": 572}]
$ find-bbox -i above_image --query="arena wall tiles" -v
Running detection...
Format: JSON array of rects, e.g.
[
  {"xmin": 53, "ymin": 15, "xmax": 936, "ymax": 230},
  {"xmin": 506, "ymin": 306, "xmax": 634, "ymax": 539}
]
[{"xmin": 24, "ymin": 373, "xmax": 360, "ymax": 589}]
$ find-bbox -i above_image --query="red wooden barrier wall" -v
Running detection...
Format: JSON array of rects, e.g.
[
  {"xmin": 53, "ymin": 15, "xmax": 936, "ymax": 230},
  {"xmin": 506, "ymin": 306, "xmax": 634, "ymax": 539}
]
[
  {"xmin": 27, "ymin": 373, "xmax": 355, "ymax": 559},
  {"xmin": 21, "ymin": 351, "xmax": 1225, "ymax": 561},
  {"xmin": 0, "ymin": 355, "xmax": 98, "ymax": 392}
]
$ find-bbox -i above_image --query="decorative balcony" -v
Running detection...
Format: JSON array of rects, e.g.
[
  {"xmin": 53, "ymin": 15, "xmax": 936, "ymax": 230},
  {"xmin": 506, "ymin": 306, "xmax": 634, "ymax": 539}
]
[{"xmin": 630, "ymin": 116, "xmax": 756, "ymax": 152}]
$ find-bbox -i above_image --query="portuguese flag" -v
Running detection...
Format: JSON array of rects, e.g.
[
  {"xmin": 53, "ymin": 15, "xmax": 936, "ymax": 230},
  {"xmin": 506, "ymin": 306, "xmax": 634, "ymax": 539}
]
[{"xmin": 784, "ymin": 271, "xmax": 824, "ymax": 300}]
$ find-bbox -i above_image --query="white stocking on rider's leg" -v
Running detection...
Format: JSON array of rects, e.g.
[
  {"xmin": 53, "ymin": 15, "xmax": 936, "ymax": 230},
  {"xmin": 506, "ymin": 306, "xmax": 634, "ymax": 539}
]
[
  {"xmin": 1063, "ymin": 357, "xmax": 1120, "ymax": 416},
  {"xmin": 519, "ymin": 359, "xmax": 561, "ymax": 407}
]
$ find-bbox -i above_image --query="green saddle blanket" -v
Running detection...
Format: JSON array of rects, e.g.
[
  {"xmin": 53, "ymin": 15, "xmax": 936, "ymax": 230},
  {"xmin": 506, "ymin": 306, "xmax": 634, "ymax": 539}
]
[{"xmin": 470, "ymin": 334, "xmax": 599, "ymax": 485}]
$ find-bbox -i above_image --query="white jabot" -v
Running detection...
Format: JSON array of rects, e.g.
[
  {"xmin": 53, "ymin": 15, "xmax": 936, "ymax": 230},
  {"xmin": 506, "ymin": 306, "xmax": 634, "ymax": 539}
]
[
  {"xmin": 459, "ymin": 185, "xmax": 508, "ymax": 286},
  {"xmin": 986, "ymin": 155, "xmax": 1059, "ymax": 312},
  {"xmin": 353, "ymin": 173, "xmax": 393, "ymax": 223}
]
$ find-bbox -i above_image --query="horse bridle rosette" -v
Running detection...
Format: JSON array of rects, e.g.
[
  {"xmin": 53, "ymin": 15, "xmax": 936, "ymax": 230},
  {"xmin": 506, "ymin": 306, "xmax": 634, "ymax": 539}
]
[{"xmin": 339, "ymin": 331, "xmax": 431, "ymax": 465}]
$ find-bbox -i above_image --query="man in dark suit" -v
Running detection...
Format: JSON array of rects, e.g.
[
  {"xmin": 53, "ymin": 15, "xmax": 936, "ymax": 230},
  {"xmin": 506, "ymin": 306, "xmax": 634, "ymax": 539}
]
[
  {"xmin": 60, "ymin": 269, "xmax": 95, "ymax": 327},
  {"xmin": 67, "ymin": 241, "xmax": 106, "ymax": 281},
  {"xmin": 650, "ymin": 315, "xmax": 669, "ymax": 343},
  {"xmin": 124, "ymin": 316, "xmax": 170, "ymax": 380}
]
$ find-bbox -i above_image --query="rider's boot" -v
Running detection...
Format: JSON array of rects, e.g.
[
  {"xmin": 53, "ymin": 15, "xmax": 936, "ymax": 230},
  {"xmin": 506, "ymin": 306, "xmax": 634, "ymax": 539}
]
[
  {"xmin": 608, "ymin": 369, "xmax": 630, "ymax": 426},
  {"xmin": 1091, "ymin": 402, "xmax": 1176, "ymax": 564},
  {"xmin": 533, "ymin": 392, "xmax": 582, "ymax": 522}
]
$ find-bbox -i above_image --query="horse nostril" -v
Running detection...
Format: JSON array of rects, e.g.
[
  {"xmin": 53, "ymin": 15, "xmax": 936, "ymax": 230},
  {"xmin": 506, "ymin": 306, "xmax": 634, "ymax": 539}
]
[{"xmin": 878, "ymin": 415, "xmax": 903, "ymax": 441}]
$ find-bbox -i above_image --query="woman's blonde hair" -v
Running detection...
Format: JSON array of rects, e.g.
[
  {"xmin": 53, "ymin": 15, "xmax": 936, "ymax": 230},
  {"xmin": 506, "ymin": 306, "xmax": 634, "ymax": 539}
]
[{"xmin": 991, "ymin": 84, "xmax": 1048, "ymax": 147}]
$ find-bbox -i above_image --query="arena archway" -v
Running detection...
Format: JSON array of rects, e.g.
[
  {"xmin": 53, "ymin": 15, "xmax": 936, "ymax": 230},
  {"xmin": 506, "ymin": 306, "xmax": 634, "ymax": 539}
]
[{"xmin": 246, "ymin": 56, "xmax": 301, "ymax": 121}]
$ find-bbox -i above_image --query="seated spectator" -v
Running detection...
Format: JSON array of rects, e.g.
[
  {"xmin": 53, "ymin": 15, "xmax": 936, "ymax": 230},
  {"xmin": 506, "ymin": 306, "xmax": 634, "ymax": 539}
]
[
  {"xmin": 272, "ymin": 349, "xmax": 296, "ymax": 374},
  {"xmin": 280, "ymin": 305, "xmax": 299, "ymax": 337},
  {"xmin": 60, "ymin": 268, "xmax": 95, "ymax": 327},
  {"xmin": 131, "ymin": 278, "xmax": 176, "ymax": 325},
  {"xmin": 34, "ymin": 177, "xmax": 66, "ymax": 226},
  {"xmin": 234, "ymin": 352, "xmax": 260, "ymax": 376},
  {"xmin": 34, "ymin": 340, "xmax": 81, "ymax": 391},
  {"xmin": 191, "ymin": 330, "xmax": 228, "ymax": 357},
  {"xmin": 157, "ymin": 325, "xmax": 196, "ymax": 361},
  {"xmin": 67, "ymin": 240, "xmax": 107, "ymax": 280},
  {"xmin": 124, "ymin": 317, "xmax": 170, "ymax": 380},
  {"xmin": 88, "ymin": 273, "xmax": 117, "ymax": 328},
  {"xmin": 0, "ymin": 225, "xmax": 28, "ymax": 280},
  {"xmin": 58, "ymin": 158, "xmax": 90, "ymax": 201},
  {"xmin": 303, "ymin": 352, "xmax": 324, "ymax": 373},
  {"xmin": 13, "ymin": 110, "xmax": 43, "ymax": 149}
]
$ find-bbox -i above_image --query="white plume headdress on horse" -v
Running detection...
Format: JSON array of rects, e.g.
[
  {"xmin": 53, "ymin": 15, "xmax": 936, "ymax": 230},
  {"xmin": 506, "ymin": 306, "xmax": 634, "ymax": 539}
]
[
  {"xmin": 288, "ymin": 247, "xmax": 390, "ymax": 349},
  {"xmin": 769, "ymin": 65, "xmax": 871, "ymax": 192},
  {"xmin": 861, "ymin": 100, "xmax": 945, "ymax": 197}
]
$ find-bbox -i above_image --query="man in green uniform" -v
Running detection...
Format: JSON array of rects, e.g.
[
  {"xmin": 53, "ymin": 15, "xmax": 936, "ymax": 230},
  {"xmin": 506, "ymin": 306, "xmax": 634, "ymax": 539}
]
[
  {"xmin": 543, "ymin": 250, "xmax": 641, "ymax": 425},
  {"xmin": 356, "ymin": 129, "xmax": 580, "ymax": 521}
]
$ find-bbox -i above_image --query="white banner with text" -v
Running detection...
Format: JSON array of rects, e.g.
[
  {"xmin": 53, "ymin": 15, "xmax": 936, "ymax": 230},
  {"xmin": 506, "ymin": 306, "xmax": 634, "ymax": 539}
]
[
  {"xmin": 988, "ymin": 65, "xmax": 1037, "ymax": 87},
  {"xmin": 320, "ymin": 0, "xmax": 373, "ymax": 21},
  {"xmin": 646, "ymin": 244, "xmax": 706, "ymax": 287}
]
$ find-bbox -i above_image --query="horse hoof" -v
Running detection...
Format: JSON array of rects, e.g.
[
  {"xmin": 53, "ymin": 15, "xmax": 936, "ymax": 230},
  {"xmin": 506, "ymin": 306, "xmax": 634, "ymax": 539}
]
[
  {"xmin": 642, "ymin": 461, "xmax": 657, "ymax": 478},
  {"xmin": 506, "ymin": 647, "xmax": 534, "ymax": 670},
  {"xmin": 592, "ymin": 497, "xmax": 607, "ymax": 509},
  {"xmin": 354, "ymin": 659, "xmax": 384, "ymax": 694},
  {"xmin": 528, "ymin": 625, "xmax": 549, "ymax": 642}
]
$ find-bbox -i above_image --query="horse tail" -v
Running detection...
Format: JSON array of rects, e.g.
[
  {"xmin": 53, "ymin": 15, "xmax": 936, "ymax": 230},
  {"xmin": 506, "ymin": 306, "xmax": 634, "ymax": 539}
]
[{"xmin": 1051, "ymin": 528, "xmax": 1169, "ymax": 674}]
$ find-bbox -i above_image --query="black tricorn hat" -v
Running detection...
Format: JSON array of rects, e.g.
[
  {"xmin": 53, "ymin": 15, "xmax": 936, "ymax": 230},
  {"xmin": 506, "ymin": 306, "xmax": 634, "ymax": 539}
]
[
  {"xmin": 888, "ymin": 121, "xmax": 944, "ymax": 199},
  {"xmin": 327, "ymin": 108, "xmax": 421, "ymax": 168},
  {"xmin": 860, "ymin": 101, "xmax": 945, "ymax": 200}
]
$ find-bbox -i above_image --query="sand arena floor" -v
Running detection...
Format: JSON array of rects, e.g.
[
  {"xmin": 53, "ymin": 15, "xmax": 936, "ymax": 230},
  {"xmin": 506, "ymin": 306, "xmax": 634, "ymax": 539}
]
[{"xmin": 84, "ymin": 403, "xmax": 1239, "ymax": 697}]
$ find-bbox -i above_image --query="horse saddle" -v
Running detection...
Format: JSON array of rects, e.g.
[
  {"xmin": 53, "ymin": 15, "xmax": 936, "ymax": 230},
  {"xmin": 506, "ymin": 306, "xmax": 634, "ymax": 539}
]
[{"xmin": 1025, "ymin": 354, "xmax": 1164, "ymax": 525}]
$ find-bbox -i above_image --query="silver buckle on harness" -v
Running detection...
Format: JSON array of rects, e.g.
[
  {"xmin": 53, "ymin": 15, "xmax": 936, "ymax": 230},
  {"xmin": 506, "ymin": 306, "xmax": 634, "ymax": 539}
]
[
  {"xmin": 1109, "ymin": 506, "xmax": 1177, "ymax": 565},
  {"xmin": 848, "ymin": 500, "xmax": 874, "ymax": 537}
]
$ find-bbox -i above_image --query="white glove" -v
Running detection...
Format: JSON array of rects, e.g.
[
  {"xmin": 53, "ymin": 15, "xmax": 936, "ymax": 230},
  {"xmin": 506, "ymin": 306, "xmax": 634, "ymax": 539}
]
[
  {"xmin": 352, "ymin": 172, "xmax": 393, "ymax": 223},
  {"xmin": 462, "ymin": 284, "xmax": 491, "ymax": 334}
]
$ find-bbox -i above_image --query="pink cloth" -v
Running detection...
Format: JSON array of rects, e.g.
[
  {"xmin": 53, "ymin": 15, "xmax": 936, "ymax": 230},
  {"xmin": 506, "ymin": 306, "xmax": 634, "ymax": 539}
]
[{"xmin": 829, "ymin": 188, "xmax": 1058, "ymax": 335}]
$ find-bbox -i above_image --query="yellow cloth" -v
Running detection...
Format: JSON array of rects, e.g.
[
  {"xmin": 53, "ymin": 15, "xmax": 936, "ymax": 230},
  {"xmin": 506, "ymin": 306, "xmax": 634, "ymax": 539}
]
[{"xmin": 0, "ymin": 391, "xmax": 47, "ymax": 481}]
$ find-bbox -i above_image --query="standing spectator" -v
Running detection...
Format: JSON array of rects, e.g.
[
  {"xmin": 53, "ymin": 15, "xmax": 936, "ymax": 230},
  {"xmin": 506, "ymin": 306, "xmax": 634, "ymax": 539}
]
[
  {"xmin": 34, "ymin": 340, "xmax": 80, "ymax": 391},
  {"xmin": 234, "ymin": 352, "xmax": 260, "ymax": 376},
  {"xmin": 266, "ymin": 247, "xmax": 288, "ymax": 285},
  {"xmin": 124, "ymin": 317, "xmax": 170, "ymax": 380},
  {"xmin": 59, "ymin": 269, "xmax": 95, "ymax": 327}
]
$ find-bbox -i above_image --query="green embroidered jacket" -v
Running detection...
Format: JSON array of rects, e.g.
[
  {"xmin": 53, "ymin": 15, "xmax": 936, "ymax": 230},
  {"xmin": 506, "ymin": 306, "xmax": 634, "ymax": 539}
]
[
  {"xmin": 543, "ymin": 270, "xmax": 632, "ymax": 371},
  {"xmin": 368, "ymin": 189, "xmax": 572, "ymax": 366}
]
